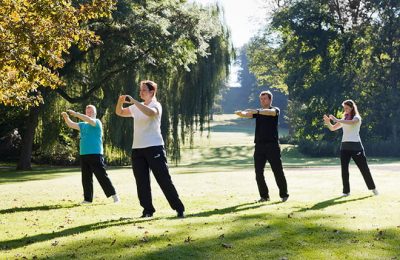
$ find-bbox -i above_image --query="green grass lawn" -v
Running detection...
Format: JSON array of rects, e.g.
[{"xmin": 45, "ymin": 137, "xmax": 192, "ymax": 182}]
[{"xmin": 1, "ymin": 114, "xmax": 399, "ymax": 259}]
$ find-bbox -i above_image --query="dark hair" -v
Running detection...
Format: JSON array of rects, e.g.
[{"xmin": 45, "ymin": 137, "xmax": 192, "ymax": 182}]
[
  {"xmin": 342, "ymin": 99, "xmax": 359, "ymax": 119},
  {"xmin": 145, "ymin": 82, "xmax": 154, "ymax": 91},
  {"xmin": 259, "ymin": 90, "xmax": 273, "ymax": 101},
  {"xmin": 140, "ymin": 80, "xmax": 158, "ymax": 97}
]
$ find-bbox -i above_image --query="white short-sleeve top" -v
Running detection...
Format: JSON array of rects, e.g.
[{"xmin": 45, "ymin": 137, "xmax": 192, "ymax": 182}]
[
  {"xmin": 128, "ymin": 100, "xmax": 164, "ymax": 149},
  {"xmin": 341, "ymin": 114, "xmax": 362, "ymax": 142}
]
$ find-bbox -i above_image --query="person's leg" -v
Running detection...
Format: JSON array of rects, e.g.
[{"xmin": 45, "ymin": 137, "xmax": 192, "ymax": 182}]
[
  {"xmin": 81, "ymin": 155, "xmax": 94, "ymax": 202},
  {"xmin": 146, "ymin": 146, "xmax": 185, "ymax": 214},
  {"xmin": 351, "ymin": 150, "xmax": 376, "ymax": 190},
  {"xmin": 91, "ymin": 155, "xmax": 117, "ymax": 197},
  {"xmin": 131, "ymin": 149, "xmax": 155, "ymax": 215},
  {"xmin": 340, "ymin": 150, "xmax": 352, "ymax": 194},
  {"xmin": 267, "ymin": 143, "xmax": 288, "ymax": 199},
  {"xmin": 254, "ymin": 144, "xmax": 269, "ymax": 199}
]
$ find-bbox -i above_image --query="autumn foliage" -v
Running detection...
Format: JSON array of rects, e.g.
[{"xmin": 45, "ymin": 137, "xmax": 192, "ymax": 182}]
[{"xmin": 0, "ymin": 0, "xmax": 115, "ymax": 106}]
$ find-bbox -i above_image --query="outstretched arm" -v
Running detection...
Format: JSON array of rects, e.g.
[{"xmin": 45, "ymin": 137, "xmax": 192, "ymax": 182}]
[
  {"xmin": 61, "ymin": 112, "xmax": 80, "ymax": 130},
  {"xmin": 329, "ymin": 115, "xmax": 359, "ymax": 125},
  {"xmin": 235, "ymin": 108, "xmax": 278, "ymax": 118},
  {"xmin": 67, "ymin": 109, "xmax": 96, "ymax": 127},
  {"xmin": 235, "ymin": 110, "xmax": 253, "ymax": 118},
  {"xmin": 323, "ymin": 115, "xmax": 342, "ymax": 131}
]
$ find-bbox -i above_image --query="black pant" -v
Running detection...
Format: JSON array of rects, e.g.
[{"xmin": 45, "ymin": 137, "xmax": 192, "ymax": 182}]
[
  {"xmin": 131, "ymin": 146, "xmax": 184, "ymax": 214},
  {"xmin": 81, "ymin": 154, "xmax": 117, "ymax": 202},
  {"xmin": 340, "ymin": 149, "xmax": 376, "ymax": 194},
  {"xmin": 254, "ymin": 142, "xmax": 289, "ymax": 199}
]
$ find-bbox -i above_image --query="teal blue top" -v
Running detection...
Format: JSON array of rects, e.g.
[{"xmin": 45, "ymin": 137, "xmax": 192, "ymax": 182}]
[{"xmin": 78, "ymin": 119, "xmax": 103, "ymax": 155}]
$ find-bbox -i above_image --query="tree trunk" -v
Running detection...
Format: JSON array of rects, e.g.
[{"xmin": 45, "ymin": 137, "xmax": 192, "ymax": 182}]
[{"xmin": 16, "ymin": 106, "xmax": 40, "ymax": 170}]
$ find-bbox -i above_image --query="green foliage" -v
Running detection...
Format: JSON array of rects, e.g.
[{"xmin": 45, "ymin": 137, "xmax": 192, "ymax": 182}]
[
  {"xmin": 247, "ymin": 0, "xmax": 400, "ymax": 155},
  {"xmin": 5, "ymin": 0, "xmax": 232, "ymax": 165}
]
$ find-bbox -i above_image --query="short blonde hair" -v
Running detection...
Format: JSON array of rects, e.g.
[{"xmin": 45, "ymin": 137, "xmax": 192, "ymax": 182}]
[{"xmin": 86, "ymin": 105, "xmax": 97, "ymax": 115}]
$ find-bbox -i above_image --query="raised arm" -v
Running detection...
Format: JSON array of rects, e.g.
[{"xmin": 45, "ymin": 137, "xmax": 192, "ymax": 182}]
[
  {"xmin": 329, "ymin": 115, "xmax": 359, "ymax": 125},
  {"xmin": 67, "ymin": 109, "xmax": 96, "ymax": 127},
  {"xmin": 323, "ymin": 115, "xmax": 342, "ymax": 131},
  {"xmin": 115, "ymin": 95, "xmax": 133, "ymax": 117},
  {"xmin": 61, "ymin": 112, "xmax": 80, "ymax": 130},
  {"xmin": 126, "ymin": 95, "xmax": 158, "ymax": 117}
]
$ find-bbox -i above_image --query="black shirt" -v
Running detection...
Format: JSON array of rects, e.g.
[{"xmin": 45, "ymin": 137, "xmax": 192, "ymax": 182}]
[{"xmin": 253, "ymin": 107, "xmax": 280, "ymax": 144}]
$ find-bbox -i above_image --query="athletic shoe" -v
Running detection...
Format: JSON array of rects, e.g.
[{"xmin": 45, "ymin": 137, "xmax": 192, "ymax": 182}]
[
  {"xmin": 112, "ymin": 194, "xmax": 120, "ymax": 203},
  {"xmin": 177, "ymin": 211, "xmax": 185, "ymax": 218},
  {"xmin": 81, "ymin": 200, "xmax": 92, "ymax": 204},
  {"xmin": 341, "ymin": 193, "xmax": 350, "ymax": 197},
  {"xmin": 257, "ymin": 197, "xmax": 270, "ymax": 203},
  {"xmin": 140, "ymin": 213, "xmax": 153, "ymax": 218},
  {"xmin": 372, "ymin": 189, "xmax": 379, "ymax": 196},
  {"xmin": 281, "ymin": 196, "xmax": 289, "ymax": 202}
]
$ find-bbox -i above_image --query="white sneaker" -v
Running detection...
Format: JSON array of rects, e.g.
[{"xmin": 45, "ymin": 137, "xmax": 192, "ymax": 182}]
[
  {"xmin": 112, "ymin": 194, "xmax": 120, "ymax": 203},
  {"xmin": 372, "ymin": 189, "xmax": 379, "ymax": 196},
  {"xmin": 341, "ymin": 193, "xmax": 350, "ymax": 197},
  {"xmin": 81, "ymin": 200, "xmax": 92, "ymax": 204}
]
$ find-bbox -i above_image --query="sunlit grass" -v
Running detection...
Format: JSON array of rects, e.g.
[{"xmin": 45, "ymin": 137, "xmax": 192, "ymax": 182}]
[
  {"xmin": 0, "ymin": 114, "xmax": 399, "ymax": 259},
  {"xmin": 1, "ymin": 165, "xmax": 399, "ymax": 259}
]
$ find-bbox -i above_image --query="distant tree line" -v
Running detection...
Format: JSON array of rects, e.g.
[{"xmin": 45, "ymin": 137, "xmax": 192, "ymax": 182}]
[{"xmin": 221, "ymin": 46, "xmax": 288, "ymax": 128}]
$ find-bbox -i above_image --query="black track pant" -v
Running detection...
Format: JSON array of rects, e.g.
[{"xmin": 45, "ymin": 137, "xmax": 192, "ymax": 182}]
[
  {"xmin": 340, "ymin": 149, "xmax": 376, "ymax": 194},
  {"xmin": 131, "ymin": 146, "xmax": 185, "ymax": 215},
  {"xmin": 81, "ymin": 154, "xmax": 116, "ymax": 202},
  {"xmin": 254, "ymin": 142, "xmax": 289, "ymax": 199}
]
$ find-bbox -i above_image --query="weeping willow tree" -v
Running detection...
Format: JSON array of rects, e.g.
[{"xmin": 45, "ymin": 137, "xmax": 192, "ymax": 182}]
[{"xmin": 29, "ymin": 0, "xmax": 233, "ymax": 165}]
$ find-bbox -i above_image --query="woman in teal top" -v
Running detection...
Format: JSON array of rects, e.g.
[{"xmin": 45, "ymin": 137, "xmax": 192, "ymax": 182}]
[{"xmin": 62, "ymin": 105, "xmax": 120, "ymax": 204}]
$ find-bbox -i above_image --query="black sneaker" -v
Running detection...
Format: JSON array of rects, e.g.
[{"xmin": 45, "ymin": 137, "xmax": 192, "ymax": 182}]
[
  {"xmin": 177, "ymin": 211, "xmax": 185, "ymax": 218},
  {"xmin": 140, "ymin": 213, "xmax": 153, "ymax": 218},
  {"xmin": 281, "ymin": 196, "xmax": 289, "ymax": 202},
  {"xmin": 257, "ymin": 197, "xmax": 270, "ymax": 202}
]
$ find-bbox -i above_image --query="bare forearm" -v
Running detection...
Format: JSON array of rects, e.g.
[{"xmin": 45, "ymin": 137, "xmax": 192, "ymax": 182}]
[
  {"xmin": 134, "ymin": 101, "xmax": 157, "ymax": 117},
  {"xmin": 115, "ymin": 99, "xmax": 124, "ymax": 116},
  {"xmin": 62, "ymin": 113, "xmax": 79, "ymax": 130},
  {"xmin": 74, "ymin": 112, "xmax": 96, "ymax": 126}
]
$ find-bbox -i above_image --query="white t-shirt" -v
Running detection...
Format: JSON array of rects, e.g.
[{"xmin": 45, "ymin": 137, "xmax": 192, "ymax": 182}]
[
  {"xmin": 128, "ymin": 100, "xmax": 164, "ymax": 148},
  {"xmin": 341, "ymin": 114, "xmax": 362, "ymax": 142}
]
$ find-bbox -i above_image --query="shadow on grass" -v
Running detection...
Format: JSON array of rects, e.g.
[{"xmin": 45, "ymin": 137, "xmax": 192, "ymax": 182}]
[
  {"xmin": 0, "ymin": 203, "xmax": 81, "ymax": 214},
  {"xmin": 186, "ymin": 201, "xmax": 282, "ymax": 218},
  {"xmin": 0, "ymin": 167, "xmax": 80, "ymax": 184},
  {"xmin": 296, "ymin": 195, "xmax": 373, "ymax": 213},
  {"xmin": 37, "ymin": 212, "xmax": 400, "ymax": 259},
  {"xmin": 0, "ymin": 217, "xmax": 155, "ymax": 251}
]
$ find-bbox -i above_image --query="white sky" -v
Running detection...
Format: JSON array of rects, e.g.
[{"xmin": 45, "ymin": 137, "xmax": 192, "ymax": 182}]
[{"xmin": 192, "ymin": 0, "xmax": 268, "ymax": 48}]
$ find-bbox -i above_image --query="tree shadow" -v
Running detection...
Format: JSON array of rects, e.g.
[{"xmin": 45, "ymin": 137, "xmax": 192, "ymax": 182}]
[
  {"xmin": 0, "ymin": 167, "xmax": 80, "ymax": 184},
  {"xmin": 295, "ymin": 195, "xmax": 373, "ymax": 213},
  {"xmin": 0, "ymin": 203, "xmax": 81, "ymax": 214},
  {"xmin": 0, "ymin": 217, "xmax": 156, "ymax": 250},
  {"xmin": 40, "ymin": 212, "xmax": 400, "ymax": 259},
  {"xmin": 177, "ymin": 201, "xmax": 283, "ymax": 219}
]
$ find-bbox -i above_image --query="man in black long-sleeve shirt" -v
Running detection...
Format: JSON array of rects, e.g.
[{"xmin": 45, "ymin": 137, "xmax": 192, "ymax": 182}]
[{"xmin": 235, "ymin": 90, "xmax": 289, "ymax": 202}]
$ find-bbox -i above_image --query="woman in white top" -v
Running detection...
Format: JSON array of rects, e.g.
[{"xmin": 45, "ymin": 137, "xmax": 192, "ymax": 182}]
[
  {"xmin": 323, "ymin": 99, "xmax": 378, "ymax": 196},
  {"xmin": 115, "ymin": 80, "xmax": 185, "ymax": 218}
]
